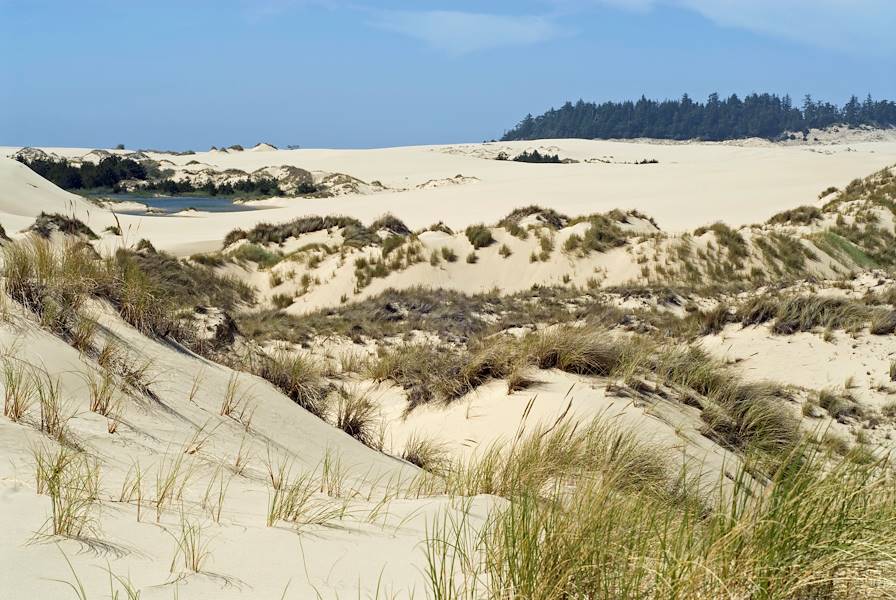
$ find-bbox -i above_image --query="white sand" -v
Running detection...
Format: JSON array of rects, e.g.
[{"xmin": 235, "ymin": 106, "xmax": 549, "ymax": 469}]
[{"xmin": 4, "ymin": 137, "xmax": 896, "ymax": 255}]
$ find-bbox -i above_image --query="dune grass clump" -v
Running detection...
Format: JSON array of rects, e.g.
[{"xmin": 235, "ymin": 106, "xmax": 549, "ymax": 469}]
[
  {"xmin": 190, "ymin": 252, "xmax": 226, "ymax": 267},
  {"xmin": 28, "ymin": 212, "xmax": 98, "ymax": 240},
  {"xmin": 697, "ymin": 222, "xmax": 749, "ymax": 266},
  {"xmin": 367, "ymin": 324, "xmax": 796, "ymax": 457},
  {"xmin": 366, "ymin": 343, "xmax": 461, "ymax": 407},
  {"xmin": 811, "ymin": 230, "xmax": 877, "ymax": 269},
  {"xmin": 697, "ymin": 303, "xmax": 735, "ymax": 335},
  {"xmin": 170, "ymin": 516, "xmax": 211, "ymax": 573},
  {"xmin": 84, "ymin": 367, "xmax": 120, "ymax": 417},
  {"xmin": 524, "ymin": 326, "xmax": 625, "ymax": 376},
  {"xmin": 381, "ymin": 235, "xmax": 405, "ymax": 257},
  {"xmin": 253, "ymin": 351, "xmax": 329, "ymax": 417},
  {"xmin": 427, "ymin": 421, "xmax": 896, "ymax": 600},
  {"xmin": 737, "ymin": 294, "xmax": 876, "ymax": 335},
  {"xmin": 2, "ymin": 356, "xmax": 35, "ymax": 422},
  {"xmin": 33, "ymin": 444, "xmax": 100, "ymax": 538},
  {"xmin": 465, "ymin": 224, "xmax": 495, "ymax": 249},
  {"xmin": 97, "ymin": 246, "xmax": 254, "ymax": 340},
  {"xmin": 767, "ymin": 205, "xmax": 823, "ymax": 226},
  {"xmin": 225, "ymin": 215, "xmax": 364, "ymax": 246},
  {"xmin": 35, "ymin": 369, "xmax": 71, "ymax": 441},
  {"xmin": 498, "ymin": 206, "xmax": 568, "ymax": 232},
  {"xmin": 330, "ymin": 387, "xmax": 379, "ymax": 448},
  {"xmin": 264, "ymin": 456, "xmax": 344, "ymax": 529},
  {"xmin": 369, "ymin": 213, "xmax": 411, "ymax": 236},
  {"xmin": 577, "ymin": 214, "xmax": 628, "ymax": 254},
  {"xmin": 770, "ymin": 296, "xmax": 870, "ymax": 334},
  {"xmin": 230, "ymin": 243, "xmax": 282, "ymax": 268},
  {"xmin": 869, "ymin": 310, "xmax": 896, "ymax": 335},
  {"xmin": 2, "ymin": 237, "xmax": 98, "ymax": 337},
  {"xmin": 402, "ymin": 433, "xmax": 449, "ymax": 473},
  {"xmin": 441, "ymin": 247, "xmax": 458, "ymax": 263}
]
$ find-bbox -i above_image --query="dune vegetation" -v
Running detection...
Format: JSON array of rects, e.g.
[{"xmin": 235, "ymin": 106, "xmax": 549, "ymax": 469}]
[{"xmin": 2, "ymin": 148, "xmax": 896, "ymax": 598}]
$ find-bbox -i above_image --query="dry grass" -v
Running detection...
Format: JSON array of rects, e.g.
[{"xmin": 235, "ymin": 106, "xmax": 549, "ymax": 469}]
[
  {"xmin": 402, "ymin": 433, "xmax": 449, "ymax": 473},
  {"xmin": 2, "ymin": 355, "xmax": 35, "ymax": 422},
  {"xmin": 252, "ymin": 350, "xmax": 329, "ymax": 417},
  {"xmin": 2, "ymin": 237, "xmax": 97, "ymax": 337},
  {"xmin": 739, "ymin": 294, "xmax": 877, "ymax": 334},
  {"xmin": 34, "ymin": 368, "xmax": 70, "ymax": 441},
  {"xmin": 366, "ymin": 323, "xmax": 796, "ymax": 459},
  {"xmin": 33, "ymin": 444, "xmax": 99, "ymax": 538},
  {"xmin": 264, "ymin": 455, "xmax": 344, "ymax": 528},
  {"xmin": 169, "ymin": 515, "xmax": 211, "ymax": 573},
  {"xmin": 84, "ymin": 367, "xmax": 119, "ymax": 416},
  {"xmin": 424, "ymin": 417, "xmax": 896, "ymax": 599},
  {"xmin": 330, "ymin": 387, "xmax": 379, "ymax": 447}
]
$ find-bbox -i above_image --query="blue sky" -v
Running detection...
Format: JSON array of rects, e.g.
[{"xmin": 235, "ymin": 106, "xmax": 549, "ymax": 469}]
[{"xmin": 2, "ymin": 0, "xmax": 894, "ymax": 149}]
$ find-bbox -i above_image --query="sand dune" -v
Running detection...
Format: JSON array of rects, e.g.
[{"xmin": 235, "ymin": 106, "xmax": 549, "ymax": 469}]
[
  {"xmin": 4, "ymin": 137, "xmax": 896, "ymax": 255},
  {"xmin": 2, "ymin": 139, "xmax": 896, "ymax": 598}
]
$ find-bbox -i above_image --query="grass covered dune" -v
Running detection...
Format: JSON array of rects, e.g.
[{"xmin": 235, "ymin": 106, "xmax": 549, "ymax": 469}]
[
  {"xmin": 3, "ymin": 231, "xmax": 896, "ymax": 598},
  {"xmin": 3, "ymin": 156, "xmax": 896, "ymax": 597}
]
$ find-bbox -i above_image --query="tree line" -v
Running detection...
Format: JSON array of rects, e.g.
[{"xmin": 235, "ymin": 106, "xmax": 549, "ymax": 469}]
[
  {"xmin": 501, "ymin": 93, "xmax": 896, "ymax": 141},
  {"xmin": 16, "ymin": 156, "xmax": 306, "ymax": 196},
  {"xmin": 19, "ymin": 155, "xmax": 147, "ymax": 190}
]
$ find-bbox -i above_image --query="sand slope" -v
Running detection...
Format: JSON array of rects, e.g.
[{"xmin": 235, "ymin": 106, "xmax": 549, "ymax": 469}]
[{"xmin": 0, "ymin": 300, "xmax": 494, "ymax": 599}]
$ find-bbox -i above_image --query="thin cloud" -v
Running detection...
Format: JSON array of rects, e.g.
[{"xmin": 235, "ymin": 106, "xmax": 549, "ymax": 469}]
[
  {"xmin": 371, "ymin": 10, "xmax": 564, "ymax": 56},
  {"xmin": 583, "ymin": 0, "xmax": 895, "ymax": 55}
]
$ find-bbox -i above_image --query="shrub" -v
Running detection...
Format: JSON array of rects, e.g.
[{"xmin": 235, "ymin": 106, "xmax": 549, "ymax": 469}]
[
  {"xmin": 579, "ymin": 215, "xmax": 627, "ymax": 253},
  {"xmin": 466, "ymin": 252, "xmax": 479, "ymax": 264},
  {"xmin": 499, "ymin": 244, "xmax": 512, "ymax": 258},
  {"xmin": 441, "ymin": 247, "xmax": 458, "ymax": 262},
  {"xmin": 512, "ymin": 150, "xmax": 561, "ymax": 163},
  {"xmin": 465, "ymin": 224, "xmax": 495, "ymax": 249}
]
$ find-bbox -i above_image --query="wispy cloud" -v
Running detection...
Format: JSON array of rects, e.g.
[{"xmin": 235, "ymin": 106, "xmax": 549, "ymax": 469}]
[
  {"xmin": 371, "ymin": 10, "xmax": 564, "ymax": 56},
  {"xmin": 584, "ymin": 0, "xmax": 895, "ymax": 55}
]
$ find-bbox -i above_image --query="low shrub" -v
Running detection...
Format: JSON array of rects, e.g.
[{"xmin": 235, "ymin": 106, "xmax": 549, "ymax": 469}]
[
  {"xmin": 465, "ymin": 224, "xmax": 495, "ymax": 249},
  {"xmin": 28, "ymin": 212, "xmax": 98, "ymax": 240}
]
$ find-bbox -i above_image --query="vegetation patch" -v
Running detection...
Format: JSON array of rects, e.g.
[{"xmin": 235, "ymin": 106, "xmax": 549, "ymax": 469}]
[
  {"xmin": 230, "ymin": 244, "xmax": 282, "ymax": 268},
  {"xmin": 767, "ymin": 205, "xmax": 823, "ymax": 226},
  {"xmin": 29, "ymin": 213, "xmax": 98, "ymax": 240},
  {"xmin": 810, "ymin": 231, "xmax": 877, "ymax": 269},
  {"xmin": 465, "ymin": 224, "xmax": 495, "ymax": 249},
  {"xmin": 224, "ymin": 215, "xmax": 365, "ymax": 246}
]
